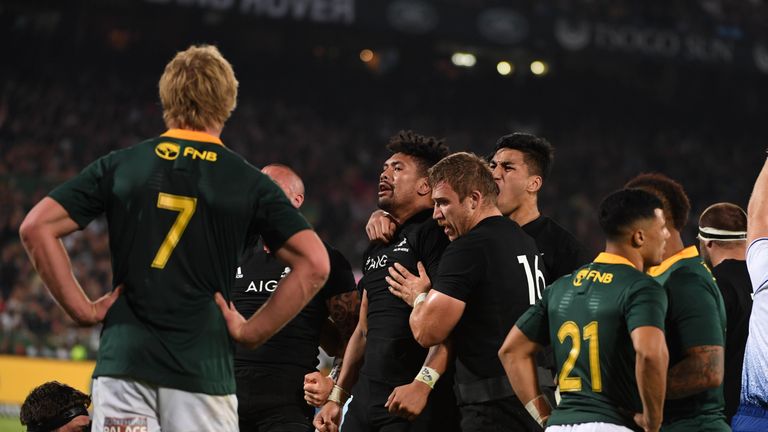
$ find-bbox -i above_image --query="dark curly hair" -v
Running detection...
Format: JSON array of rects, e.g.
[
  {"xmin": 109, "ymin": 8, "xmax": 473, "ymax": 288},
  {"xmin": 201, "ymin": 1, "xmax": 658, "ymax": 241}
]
[
  {"xmin": 20, "ymin": 381, "xmax": 91, "ymax": 428},
  {"xmin": 386, "ymin": 130, "xmax": 450, "ymax": 175},
  {"xmin": 492, "ymin": 132, "xmax": 555, "ymax": 180},
  {"xmin": 625, "ymin": 173, "xmax": 691, "ymax": 231}
]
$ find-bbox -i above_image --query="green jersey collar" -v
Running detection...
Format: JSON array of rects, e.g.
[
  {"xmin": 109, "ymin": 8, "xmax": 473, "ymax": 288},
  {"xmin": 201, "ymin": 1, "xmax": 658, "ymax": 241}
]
[
  {"xmin": 594, "ymin": 252, "xmax": 637, "ymax": 269},
  {"xmin": 647, "ymin": 246, "xmax": 699, "ymax": 277},
  {"xmin": 162, "ymin": 129, "xmax": 224, "ymax": 146}
]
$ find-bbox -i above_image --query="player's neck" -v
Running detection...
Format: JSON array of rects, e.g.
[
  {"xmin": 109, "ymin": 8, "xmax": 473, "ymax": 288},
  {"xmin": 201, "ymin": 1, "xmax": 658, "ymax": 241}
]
[
  {"xmin": 709, "ymin": 245, "xmax": 746, "ymax": 267},
  {"xmin": 509, "ymin": 200, "xmax": 540, "ymax": 227},
  {"xmin": 470, "ymin": 205, "xmax": 503, "ymax": 231},
  {"xmin": 661, "ymin": 229, "xmax": 686, "ymax": 260},
  {"xmin": 389, "ymin": 201, "xmax": 431, "ymax": 225},
  {"xmin": 604, "ymin": 243, "xmax": 644, "ymax": 271}
]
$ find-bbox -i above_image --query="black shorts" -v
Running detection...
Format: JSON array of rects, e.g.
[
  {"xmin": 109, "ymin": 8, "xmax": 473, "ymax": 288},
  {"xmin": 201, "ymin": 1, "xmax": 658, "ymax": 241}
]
[
  {"xmin": 343, "ymin": 374, "xmax": 460, "ymax": 432},
  {"xmin": 458, "ymin": 396, "xmax": 543, "ymax": 432}
]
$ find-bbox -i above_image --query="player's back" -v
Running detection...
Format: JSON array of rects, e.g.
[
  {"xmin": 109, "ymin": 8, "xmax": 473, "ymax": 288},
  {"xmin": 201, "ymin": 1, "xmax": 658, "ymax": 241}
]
[
  {"xmin": 50, "ymin": 130, "xmax": 308, "ymax": 395},
  {"xmin": 544, "ymin": 253, "xmax": 667, "ymax": 428}
]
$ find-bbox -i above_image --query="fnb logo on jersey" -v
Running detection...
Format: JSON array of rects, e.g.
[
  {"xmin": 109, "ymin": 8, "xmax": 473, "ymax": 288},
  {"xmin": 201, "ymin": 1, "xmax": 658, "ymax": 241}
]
[
  {"xmin": 573, "ymin": 269, "xmax": 614, "ymax": 286},
  {"xmin": 154, "ymin": 142, "xmax": 217, "ymax": 162},
  {"xmin": 155, "ymin": 142, "xmax": 180, "ymax": 160}
]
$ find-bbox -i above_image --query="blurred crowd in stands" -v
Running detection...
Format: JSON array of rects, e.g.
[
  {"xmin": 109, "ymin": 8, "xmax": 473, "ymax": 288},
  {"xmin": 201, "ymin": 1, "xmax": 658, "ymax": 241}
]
[{"xmin": 1, "ymin": 44, "xmax": 763, "ymax": 360}]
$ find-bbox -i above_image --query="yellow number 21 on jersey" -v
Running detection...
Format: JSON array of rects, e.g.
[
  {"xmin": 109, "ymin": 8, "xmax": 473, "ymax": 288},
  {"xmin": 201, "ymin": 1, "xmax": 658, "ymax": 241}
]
[
  {"xmin": 557, "ymin": 320, "xmax": 602, "ymax": 392},
  {"xmin": 151, "ymin": 192, "xmax": 197, "ymax": 269}
]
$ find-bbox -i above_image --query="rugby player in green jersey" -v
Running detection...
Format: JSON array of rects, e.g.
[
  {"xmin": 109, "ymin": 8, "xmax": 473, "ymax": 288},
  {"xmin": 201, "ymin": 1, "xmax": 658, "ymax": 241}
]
[
  {"xmin": 19, "ymin": 45, "xmax": 330, "ymax": 431},
  {"xmin": 500, "ymin": 188, "xmax": 670, "ymax": 432},
  {"xmin": 627, "ymin": 174, "xmax": 729, "ymax": 432}
]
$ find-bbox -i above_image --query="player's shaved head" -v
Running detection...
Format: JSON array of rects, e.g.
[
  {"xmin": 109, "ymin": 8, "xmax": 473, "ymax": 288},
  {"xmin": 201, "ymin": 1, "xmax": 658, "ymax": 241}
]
[{"xmin": 262, "ymin": 164, "xmax": 305, "ymax": 208}]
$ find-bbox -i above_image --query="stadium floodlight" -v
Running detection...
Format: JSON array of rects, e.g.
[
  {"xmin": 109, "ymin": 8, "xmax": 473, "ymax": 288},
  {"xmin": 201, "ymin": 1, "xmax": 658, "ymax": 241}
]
[
  {"xmin": 359, "ymin": 49, "xmax": 374, "ymax": 63},
  {"xmin": 530, "ymin": 60, "xmax": 549, "ymax": 76},
  {"xmin": 451, "ymin": 52, "xmax": 477, "ymax": 67},
  {"xmin": 497, "ymin": 61, "xmax": 514, "ymax": 76}
]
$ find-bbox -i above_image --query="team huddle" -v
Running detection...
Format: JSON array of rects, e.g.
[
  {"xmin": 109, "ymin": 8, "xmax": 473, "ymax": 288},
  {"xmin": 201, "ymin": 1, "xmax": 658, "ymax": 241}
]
[{"xmin": 16, "ymin": 44, "xmax": 768, "ymax": 432}]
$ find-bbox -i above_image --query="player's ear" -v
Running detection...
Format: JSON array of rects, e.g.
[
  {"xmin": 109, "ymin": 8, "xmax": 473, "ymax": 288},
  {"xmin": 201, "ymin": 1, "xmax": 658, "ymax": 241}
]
[
  {"xmin": 468, "ymin": 190, "xmax": 482, "ymax": 210},
  {"xmin": 294, "ymin": 193, "xmax": 305, "ymax": 208},
  {"xmin": 631, "ymin": 229, "xmax": 644, "ymax": 248},
  {"xmin": 416, "ymin": 177, "xmax": 431, "ymax": 197},
  {"xmin": 526, "ymin": 175, "xmax": 543, "ymax": 193}
]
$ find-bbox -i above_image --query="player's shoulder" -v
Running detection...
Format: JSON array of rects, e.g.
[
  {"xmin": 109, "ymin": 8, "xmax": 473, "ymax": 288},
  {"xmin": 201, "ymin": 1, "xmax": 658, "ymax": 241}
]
[
  {"xmin": 323, "ymin": 241, "xmax": 353, "ymax": 270},
  {"xmin": 535, "ymin": 216, "xmax": 582, "ymax": 248},
  {"xmin": 668, "ymin": 257, "xmax": 716, "ymax": 285}
]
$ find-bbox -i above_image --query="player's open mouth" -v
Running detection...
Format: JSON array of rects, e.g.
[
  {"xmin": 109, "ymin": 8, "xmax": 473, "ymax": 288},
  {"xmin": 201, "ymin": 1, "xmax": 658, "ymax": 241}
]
[{"xmin": 378, "ymin": 182, "xmax": 393, "ymax": 196}]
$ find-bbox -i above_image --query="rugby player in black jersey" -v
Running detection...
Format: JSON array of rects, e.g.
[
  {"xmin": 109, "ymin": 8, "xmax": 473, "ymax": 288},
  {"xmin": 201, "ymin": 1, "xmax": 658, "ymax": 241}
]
[
  {"xmin": 232, "ymin": 164, "xmax": 359, "ymax": 432},
  {"xmin": 314, "ymin": 131, "xmax": 459, "ymax": 432},
  {"xmin": 697, "ymin": 202, "xmax": 752, "ymax": 424},
  {"xmin": 388, "ymin": 152, "xmax": 543, "ymax": 432}
]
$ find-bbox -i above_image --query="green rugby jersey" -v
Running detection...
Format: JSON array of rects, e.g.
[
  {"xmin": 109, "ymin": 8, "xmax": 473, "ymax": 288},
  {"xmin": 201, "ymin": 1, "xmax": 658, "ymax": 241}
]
[
  {"xmin": 49, "ymin": 129, "xmax": 311, "ymax": 395},
  {"xmin": 648, "ymin": 246, "xmax": 729, "ymax": 431},
  {"xmin": 517, "ymin": 253, "xmax": 667, "ymax": 429}
]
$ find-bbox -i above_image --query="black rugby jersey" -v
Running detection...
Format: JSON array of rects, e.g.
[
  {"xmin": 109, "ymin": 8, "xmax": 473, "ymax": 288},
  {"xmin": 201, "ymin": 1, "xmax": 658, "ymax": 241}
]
[
  {"xmin": 358, "ymin": 209, "xmax": 449, "ymax": 383},
  {"xmin": 435, "ymin": 216, "xmax": 540, "ymax": 386},
  {"xmin": 232, "ymin": 241, "xmax": 355, "ymax": 373},
  {"xmin": 712, "ymin": 259, "xmax": 753, "ymax": 423},
  {"xmin": 522, "ymin": 215, "xmax": 588, "ymax": 283}
]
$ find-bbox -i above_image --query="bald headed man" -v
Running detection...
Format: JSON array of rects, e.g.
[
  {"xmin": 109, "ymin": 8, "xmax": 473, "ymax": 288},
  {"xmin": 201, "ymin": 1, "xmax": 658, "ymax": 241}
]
[
  {"xmin": 698, "ymin": 203, "xmax": 752, "ymax": 424},
  {"xmin": 233, "ymin": 164, "xmax": 360, "ymax": 432}
]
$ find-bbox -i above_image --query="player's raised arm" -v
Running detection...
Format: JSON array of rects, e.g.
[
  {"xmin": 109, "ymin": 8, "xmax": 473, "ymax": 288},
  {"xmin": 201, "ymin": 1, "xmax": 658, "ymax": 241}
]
[
  {"xmin": 748, "ymin": 157, "xmax": 768, "ymax": 245},
  {"xmin": 19, "ymin": 197, "xmax": 121, "ymax": 326}
]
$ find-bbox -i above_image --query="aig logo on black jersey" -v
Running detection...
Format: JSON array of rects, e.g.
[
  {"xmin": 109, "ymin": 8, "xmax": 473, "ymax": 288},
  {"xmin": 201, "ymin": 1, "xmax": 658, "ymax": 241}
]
[
  {"xmin": 244, "ymin": 266, "xmax": 291, "ymax": 293},
  {"xmin": 366, "ymin": 254, "xmax": 388, "ymax": 271}
]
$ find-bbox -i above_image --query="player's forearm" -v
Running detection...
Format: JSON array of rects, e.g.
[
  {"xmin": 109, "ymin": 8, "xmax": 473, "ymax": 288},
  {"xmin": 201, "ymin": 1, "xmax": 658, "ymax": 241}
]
[
  {"xmin": 636, "ymin": 348, "xmax": 667, "ymax": 429},
  {"xmin": 241, "ymin": 265, "xmax": 326, "ymax": 346},
  {"xmin": 748, "ymin": 157, "xmax": 768, "ymax": 242},
  {"xmin": 422, "ymin": 341, "xmax": 452, "ymax": 374},
  {"xmin": 336, "ymin": 322, "xmax": 367, "ymax": 391},
  {"xmin": 501, "ymin": 353, "xmax": 541, "ymax": 406},
  {"xmin": 666, "ymin": 345, "xmax": 723, "ymax": 399},
  {"xmin": 20, "ymin": 225, "xmax": 93, "ymax": 324}
]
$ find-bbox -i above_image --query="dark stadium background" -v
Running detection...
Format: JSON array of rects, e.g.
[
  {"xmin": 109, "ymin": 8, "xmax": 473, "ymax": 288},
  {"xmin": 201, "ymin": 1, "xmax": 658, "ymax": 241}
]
[{"xmin": 1, "ymin": 0, "xmax": 766, "ymax": 425}]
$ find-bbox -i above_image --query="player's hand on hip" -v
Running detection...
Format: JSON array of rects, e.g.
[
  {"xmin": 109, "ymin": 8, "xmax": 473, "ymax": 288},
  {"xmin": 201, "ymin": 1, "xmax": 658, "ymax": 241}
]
[
  {"xmin": 387, "ymin": 262, "xmax": 431, "ymax": 307},
  {"xmin": 634, "ymin": 412, "xmax": 660, "ymax": 432},
  {"xmin": 366, "ymin": 210, "xmax": 398, "ymax": 243},
  {"xmin": 384, "ymin": 380, "xmax": 430, "ymax": 421},
  {"xmin": 84, "ymin": 285, "xmax": 123, "ymax": 326},
  {"xmin": 313, "ymin": 401, "xmax": 342, "ymax": 432},
  {"xmin": 304, "ymin": 371, "xmax": 334, "ymax": 407},
  {"xmin": 214, "ymin": 292, "xmax": 248, "ymax": 344}
]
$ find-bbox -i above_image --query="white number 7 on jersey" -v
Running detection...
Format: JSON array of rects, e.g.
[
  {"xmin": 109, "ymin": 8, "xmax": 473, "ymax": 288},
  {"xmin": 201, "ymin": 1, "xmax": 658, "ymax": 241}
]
[
  {"xmin": 517, "ymin": 254, "xmax": 546, "ymax": 305},
  {"xmin": 151, "ymin": 192, "xmax": 197, "ymax": 269}
]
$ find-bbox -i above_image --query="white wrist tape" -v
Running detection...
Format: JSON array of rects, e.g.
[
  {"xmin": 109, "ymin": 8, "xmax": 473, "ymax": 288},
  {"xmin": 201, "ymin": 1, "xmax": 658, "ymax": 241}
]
[
  {"xmin": 413, "ymin": 292, "xmax": 428, "ymax": 307},
  {"xmin": 414, "ymin": 366, "xmax": 440, "ymax": 389},
  {"xmin": 328, "ymin": 385, "xmax": 350, "ymax": 405},
  {"xmin": 525, "ymin": 394, "xmax": 552, "ymax": 427}
]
